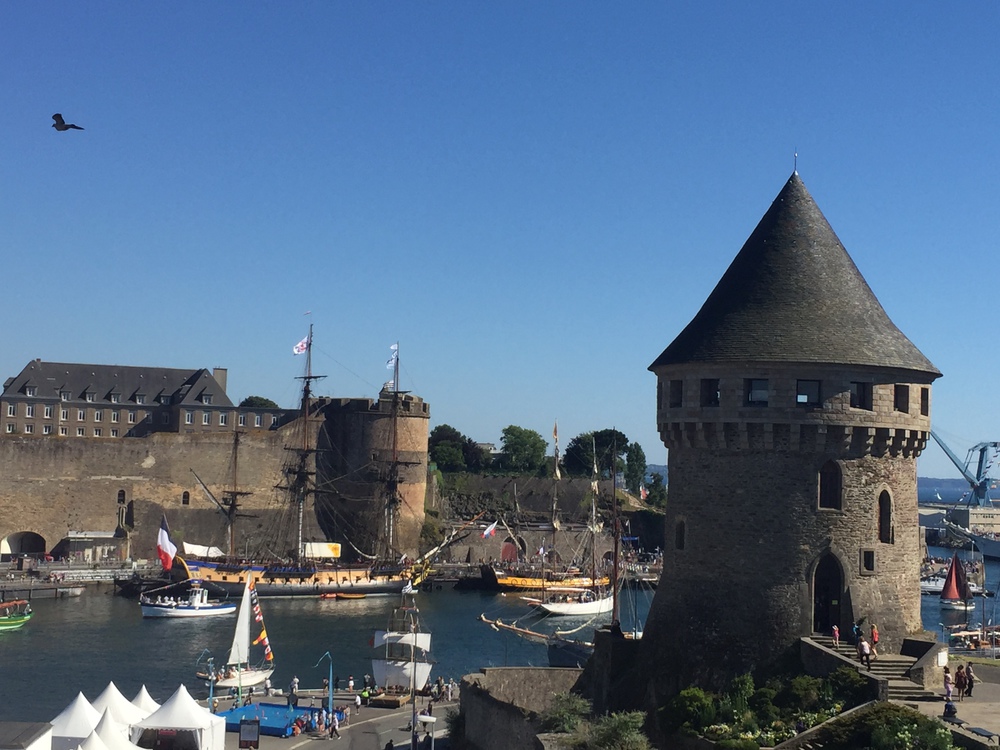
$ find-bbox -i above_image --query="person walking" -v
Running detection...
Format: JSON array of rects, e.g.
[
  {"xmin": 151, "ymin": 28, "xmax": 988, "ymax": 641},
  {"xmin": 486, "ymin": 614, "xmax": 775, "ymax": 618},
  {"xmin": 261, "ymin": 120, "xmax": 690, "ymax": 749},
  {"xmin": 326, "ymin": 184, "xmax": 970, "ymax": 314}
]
[
  {"xmin": 944, "ymin": 666, "xmax": 954, "ymax": 701},
  {"xmin": 851, "ymin": 620, "xmax": 863, "ymax": 644},
  {"xmin": 329, "ymin": 711, "xmax": 341, "ymax": 740},
  {"xmin": 966, "ymin": 663, "xmax": 977, "ymax": 697},
  {"xmin": 870, "ymin": 623, "xmax": 879, "ymax": 659},
  {"xmin": 858, "ymin": 637, "xmax": 872, "ymax": 669},
  {"xmin": 955, "ymin": 665, "xmax": 968, "ymax": 701},
  {"xmin": 831, "ymin": 624, "xmax": 840, "ymax": 649}
]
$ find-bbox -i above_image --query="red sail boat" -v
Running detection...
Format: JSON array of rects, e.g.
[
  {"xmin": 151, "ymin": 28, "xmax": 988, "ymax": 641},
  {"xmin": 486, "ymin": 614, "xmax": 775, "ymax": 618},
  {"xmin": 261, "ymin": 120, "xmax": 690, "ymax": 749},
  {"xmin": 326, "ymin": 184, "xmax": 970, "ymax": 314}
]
[{"xmin": 940, "ymin": 553, "xmax": 976, "ymax": 611}]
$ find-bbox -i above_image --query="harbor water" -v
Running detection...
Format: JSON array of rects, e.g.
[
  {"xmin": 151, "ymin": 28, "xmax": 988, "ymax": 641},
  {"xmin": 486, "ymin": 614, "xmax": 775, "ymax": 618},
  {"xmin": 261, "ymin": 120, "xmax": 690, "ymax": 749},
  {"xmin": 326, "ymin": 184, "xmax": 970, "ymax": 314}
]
[{"xmin": 0, "ymin": 584, "xmax": 654, "ymax": 723}]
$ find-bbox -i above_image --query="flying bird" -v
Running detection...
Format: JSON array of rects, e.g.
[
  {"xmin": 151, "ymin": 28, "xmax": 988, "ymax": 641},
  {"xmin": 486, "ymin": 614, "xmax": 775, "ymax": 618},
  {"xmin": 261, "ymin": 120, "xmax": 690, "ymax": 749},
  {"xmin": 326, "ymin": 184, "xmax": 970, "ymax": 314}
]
[{"xmin": 52, "ymin": 113, "xmax": 84, "ymax": 131}]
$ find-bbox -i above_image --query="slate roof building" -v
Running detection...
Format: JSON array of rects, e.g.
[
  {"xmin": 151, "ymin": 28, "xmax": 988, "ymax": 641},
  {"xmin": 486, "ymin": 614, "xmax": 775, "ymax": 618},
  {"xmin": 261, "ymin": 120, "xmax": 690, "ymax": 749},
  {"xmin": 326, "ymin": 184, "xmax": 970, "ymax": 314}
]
[
  {"xmin": 642, "ymin": 172, "xmax": 940, "ymax": 696},
  {"xmin": 1, "ymin": 360, "xmax": 291, "ymax": 438}
]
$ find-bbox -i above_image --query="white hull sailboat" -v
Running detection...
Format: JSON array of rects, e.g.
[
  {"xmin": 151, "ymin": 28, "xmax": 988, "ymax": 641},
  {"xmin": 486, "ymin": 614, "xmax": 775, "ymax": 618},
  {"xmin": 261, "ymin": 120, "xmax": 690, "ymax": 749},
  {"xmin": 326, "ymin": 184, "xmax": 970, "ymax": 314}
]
[
  {"xmin": 371, "ymin": 593, "xmax": 433, "ymax": 693},
  {"xmin": 196, "ymin": 578, "xmax": 275, "ymax": 688},
  {"xmin": 526, "ymin": 586, "xmax": 615, "ymax": 616},
  {"xmin": 140, "ymin": 582, "xmax": 236, "ymax": 618}
]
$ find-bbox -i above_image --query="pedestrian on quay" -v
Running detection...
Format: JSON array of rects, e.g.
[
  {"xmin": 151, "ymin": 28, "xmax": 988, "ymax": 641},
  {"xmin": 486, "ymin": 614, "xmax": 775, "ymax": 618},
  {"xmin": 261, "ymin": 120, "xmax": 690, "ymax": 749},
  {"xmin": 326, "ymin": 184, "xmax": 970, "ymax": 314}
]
[
  {"xmin": 348, "ymin": 675, "xmax": 355, "ymax": 693},
  {"xmin": 831, "ymin": 624, "xmax": 840, "ymax": 649},
  {"xmin": 955, "ymin": 665, "xmax": 968, "ymax": 701},
  {"xmin": 329, "ymin": 711, "xmax": 341, "ymax": 740},
  {"xmin": 851, "ymin": 620, "xmax": 863, "ymax": 644},
  {"xmin": 944, "ymin": 666, "xmax": 954, "ymax": 701},
  {"xmin": 966, "ymin": 663, "xmax": 977, "ymax": 697},
  {"xmin": 355, "ymin": 693, "xmax": 361, "ymax": 714},
  {"xmin": 870, "ymin": 623, "xmax": 879, "ymax": 659},
  {"xmin": 857, "ymin": 637, "xmax": 872, "ymax": 669}
]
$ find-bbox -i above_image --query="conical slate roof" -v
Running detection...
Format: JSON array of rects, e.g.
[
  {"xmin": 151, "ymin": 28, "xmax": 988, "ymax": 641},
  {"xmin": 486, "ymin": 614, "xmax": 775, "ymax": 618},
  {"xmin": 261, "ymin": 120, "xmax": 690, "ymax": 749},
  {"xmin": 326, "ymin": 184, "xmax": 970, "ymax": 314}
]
[{"xmin": 650, "ymin": 173, "xmax": 940, "ymax": 376}]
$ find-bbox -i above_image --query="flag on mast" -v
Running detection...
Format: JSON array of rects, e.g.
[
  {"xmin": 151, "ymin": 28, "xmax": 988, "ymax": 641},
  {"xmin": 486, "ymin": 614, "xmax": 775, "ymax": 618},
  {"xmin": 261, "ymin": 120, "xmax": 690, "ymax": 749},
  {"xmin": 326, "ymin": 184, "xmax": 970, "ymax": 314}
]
[
  {"xmin": 553, "ymin": 420, "xmax": 561, "ymax": 480},
  {"xmin": 293, "ymin": 335, "xmax": 309, "ymax": 355},
  {"xmin": 482, "ymin": 520, "xmax": 498, "ymax": 538},
  {"xmin": 386, "ymin": 343, "xmax": 398, "ymax": 370},
  {"xmin": 156, "ymin": 514, "xmax": 177, "ymax": 571}
]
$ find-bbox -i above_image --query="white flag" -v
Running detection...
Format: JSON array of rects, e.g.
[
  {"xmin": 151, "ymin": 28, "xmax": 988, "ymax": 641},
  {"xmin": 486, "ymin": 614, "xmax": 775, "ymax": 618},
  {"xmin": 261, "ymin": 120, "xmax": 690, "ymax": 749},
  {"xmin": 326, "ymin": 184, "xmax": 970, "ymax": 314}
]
[
  {"xmin": 293, "ymin": 336, "xmax": 309, "ymax": 355},
  {"xmin": 386, "ymin": 343, "xmax": 398, "ymax": 370}
]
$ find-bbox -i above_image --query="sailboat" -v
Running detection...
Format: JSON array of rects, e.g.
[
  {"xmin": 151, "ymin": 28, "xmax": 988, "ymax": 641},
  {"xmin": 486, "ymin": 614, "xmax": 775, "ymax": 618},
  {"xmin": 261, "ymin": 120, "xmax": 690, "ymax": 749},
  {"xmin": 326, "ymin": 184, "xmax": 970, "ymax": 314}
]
[
  {"xmin": 371, "ymin": 592, "xmax": 434, "ymax": 693},
  {"xmin": 196, "ymin": 578, "xmax": 275, "ymax": 687},
  {"xmin": 176, "ymin": 329, "xmax": 421, "ymax": 597},
  {"xmin": 940, "ymin": 552, "xmax": 976, "ymax": 611}
]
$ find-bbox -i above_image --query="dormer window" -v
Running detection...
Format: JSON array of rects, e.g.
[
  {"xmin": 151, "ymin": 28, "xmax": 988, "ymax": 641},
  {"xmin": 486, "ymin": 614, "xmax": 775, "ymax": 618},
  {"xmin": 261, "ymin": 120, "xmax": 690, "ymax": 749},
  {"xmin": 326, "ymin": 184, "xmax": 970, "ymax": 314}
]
[
  {"xmin": 159, "ymin": 394, "xmax": 171, "ymax": 405},
  {"xmin": 110, "ymin": 394, "xmax": 120, "ymax": 404},
  {"xmin": 745, "ymin": 379, "xmax": 769, "ymax": 407},
  {"xmin": 85, "ymin": 393, "xmax": 95, "ymax": 403},
  {"xmin": 135, "ymin": 394, "xmax": 146, "ymax": 405},
  {"xmin": 25, "ymin": 386, "xmax": 37, "ymax": 397},
  {"xmin": 202, "ymin": 394, "xmax": 213, "ymax": 405},
  {"xmin": 60, "ymin": 391, "xmax": 71, "ymax": 401}
]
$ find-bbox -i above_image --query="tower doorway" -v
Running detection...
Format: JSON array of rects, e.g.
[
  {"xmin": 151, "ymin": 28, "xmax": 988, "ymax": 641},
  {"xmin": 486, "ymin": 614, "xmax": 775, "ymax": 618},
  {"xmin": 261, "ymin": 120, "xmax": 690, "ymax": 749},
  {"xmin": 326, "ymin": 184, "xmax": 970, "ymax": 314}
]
[{"xmin": 813, "ymin": 553, "xmax": 843, "ymax": 633}]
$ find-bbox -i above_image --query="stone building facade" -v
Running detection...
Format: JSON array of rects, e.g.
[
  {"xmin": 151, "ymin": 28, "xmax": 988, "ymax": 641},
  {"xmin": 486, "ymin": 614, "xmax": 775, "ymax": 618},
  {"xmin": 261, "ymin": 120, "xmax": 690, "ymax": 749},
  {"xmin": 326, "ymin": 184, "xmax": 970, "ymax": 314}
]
[{"xmin": 642, "ymin": 173, "xmax": 941, "ymax": 696}]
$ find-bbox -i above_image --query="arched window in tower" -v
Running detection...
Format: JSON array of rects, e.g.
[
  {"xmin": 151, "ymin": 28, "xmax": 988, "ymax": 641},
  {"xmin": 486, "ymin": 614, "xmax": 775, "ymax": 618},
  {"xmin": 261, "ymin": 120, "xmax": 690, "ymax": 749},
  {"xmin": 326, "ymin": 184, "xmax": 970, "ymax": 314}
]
[
  {"xmin": 675, "ymin": 520, "xmax": 686, "ymax": 550},
  {"xmin": 117, "ymin": 489, "xmax": 126, "ymax": 504},
  {"xmin": 818, "ymin": 461, "xmax": 842, "ymax": 510},
  {"xmin": 878, "ymin": 490, "xmax": 893, "ymax": 544},
  {"xmin": 182, "ymin": 491, "xmax": 190, "ymax": 506}
]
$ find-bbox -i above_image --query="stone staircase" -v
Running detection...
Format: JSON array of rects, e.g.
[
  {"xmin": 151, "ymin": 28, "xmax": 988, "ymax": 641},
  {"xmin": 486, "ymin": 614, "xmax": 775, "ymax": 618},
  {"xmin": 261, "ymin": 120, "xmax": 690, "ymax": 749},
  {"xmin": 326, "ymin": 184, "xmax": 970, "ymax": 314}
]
[{"xmin": 811, "ymin": 635, "xmax": 938, "ymax": 701}]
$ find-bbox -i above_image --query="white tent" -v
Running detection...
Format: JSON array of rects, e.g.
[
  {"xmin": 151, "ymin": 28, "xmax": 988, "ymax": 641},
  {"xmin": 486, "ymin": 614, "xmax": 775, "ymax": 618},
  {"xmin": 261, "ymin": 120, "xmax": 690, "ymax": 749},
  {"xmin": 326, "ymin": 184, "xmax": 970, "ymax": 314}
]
[
  {"xmin": 92, "ymin": 684, "xmax": 146, "ymax": 730},
  {"xmin": 130, "ymin": 688, "xmax": 159, "ymax": 719},
  {"xmin": 93, "ymin": 711, "xmax": 138, "ymax": 750},
  {"xmin": 78, "ymin": 730, "xmax": 111, "ymax": 750},
  {"xmin": 50, "ymin": 693, "xmax": 101, "ymax": 750},
  {"xmin": 130, "ymin": 686, "xmax": 224, "ymax": 750}
]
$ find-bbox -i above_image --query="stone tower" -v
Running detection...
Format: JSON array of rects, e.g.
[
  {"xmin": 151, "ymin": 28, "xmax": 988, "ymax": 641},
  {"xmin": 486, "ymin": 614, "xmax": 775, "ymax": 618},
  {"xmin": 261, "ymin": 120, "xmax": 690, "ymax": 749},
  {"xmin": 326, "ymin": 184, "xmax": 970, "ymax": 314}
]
[{"xmin": 642, "ymin": 173, "xmax": 940, "ymax": 695}]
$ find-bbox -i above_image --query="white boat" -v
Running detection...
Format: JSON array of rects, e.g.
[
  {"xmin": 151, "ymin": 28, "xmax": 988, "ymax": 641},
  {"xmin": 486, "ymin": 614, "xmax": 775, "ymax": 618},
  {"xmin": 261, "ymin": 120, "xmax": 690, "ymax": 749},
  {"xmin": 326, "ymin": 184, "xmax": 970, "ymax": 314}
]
[
  {"xmin": 140, "ymin": 582, "xmax": 237, "ymax": 618},
  {"xmin": 524, "ymin": 586, "xmax": 614, "ymax": 616},
  {"xmin": 371, "ymin": 593, "xmax": 433, "ymax": 693},
  {"xmin": 195, "ymin": 578, "xmax": 275, "ymax": 688}
]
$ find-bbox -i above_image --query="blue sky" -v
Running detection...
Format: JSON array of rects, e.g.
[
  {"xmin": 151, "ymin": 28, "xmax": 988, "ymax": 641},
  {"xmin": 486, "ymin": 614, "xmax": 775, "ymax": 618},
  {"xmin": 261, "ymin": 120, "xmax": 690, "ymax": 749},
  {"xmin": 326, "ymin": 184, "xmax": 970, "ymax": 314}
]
[{"xmin": 3, "ymin": 3, "xmax": 998, "ymax": 481}]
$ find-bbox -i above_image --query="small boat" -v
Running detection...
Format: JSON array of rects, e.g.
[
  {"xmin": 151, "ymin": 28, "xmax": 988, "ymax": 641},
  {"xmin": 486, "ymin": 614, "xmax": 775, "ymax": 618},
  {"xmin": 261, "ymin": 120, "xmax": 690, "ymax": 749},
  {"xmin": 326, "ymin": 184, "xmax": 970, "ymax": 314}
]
[
  {"xmin": 372, "ymin": 593, "xmax": 433, "ymax": 694},
  {"xmin": 195, "ymin": 578, "xmax": 275, "ymax": 687},
  {"xmin": 140, "ymin": 581, "xmax": 237, "ymax": 618},
  {"xmin": 940, "ymin": 553, "xmax": 976, "ymax": 611},
  {"xmin": 0, "ymin": 600, "xmax": 32, "ymax": 631},
  {"xmin": 524, "ymin": 586, "xmax": 614, "ymax": 616}
]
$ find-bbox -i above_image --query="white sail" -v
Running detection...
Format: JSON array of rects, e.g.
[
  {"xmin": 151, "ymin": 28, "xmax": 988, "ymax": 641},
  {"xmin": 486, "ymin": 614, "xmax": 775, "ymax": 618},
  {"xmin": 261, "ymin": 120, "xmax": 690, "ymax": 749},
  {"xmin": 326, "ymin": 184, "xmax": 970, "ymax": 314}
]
[
  {"xmin": 373, "ymin": 630, "xmax": 432, "ymax": 650},
  {"xmin": 227, "ymin": 578, "xmax": 253, "ymax": 665},
  {"xmin": 372, "ymin": 659, "xmax": 433, "ymax": 692}
]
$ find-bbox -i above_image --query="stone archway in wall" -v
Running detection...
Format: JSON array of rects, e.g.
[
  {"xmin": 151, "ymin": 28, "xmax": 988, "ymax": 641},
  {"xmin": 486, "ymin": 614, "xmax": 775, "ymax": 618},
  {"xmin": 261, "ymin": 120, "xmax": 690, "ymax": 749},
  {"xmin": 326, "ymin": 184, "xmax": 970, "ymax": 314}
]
[
  {"xmin": 813, "ymin": 552, "xmax": 844, "ymax": 634},
  {"xmin": 1, "ymin": 531, "xmax": 47, "ymax": 561},
  {"xmin": 500, "ymin": 536, "xmax": 526, "ymax": 563}
]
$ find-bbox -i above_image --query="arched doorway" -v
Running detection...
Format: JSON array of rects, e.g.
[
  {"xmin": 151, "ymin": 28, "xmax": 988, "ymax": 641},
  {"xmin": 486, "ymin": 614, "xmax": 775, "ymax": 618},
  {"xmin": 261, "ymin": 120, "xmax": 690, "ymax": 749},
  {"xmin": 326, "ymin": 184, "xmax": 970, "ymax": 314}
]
[
  {"xmin": 813, "ymin": 553, "xmax": 843, "ymax": 633},
  {"xmin": 1, "ymin": 531, "xmax": 47, "ymax": 561},
  {"xmin": 501, "ymin": 536, "xmax": 526, "ymax": 563}
]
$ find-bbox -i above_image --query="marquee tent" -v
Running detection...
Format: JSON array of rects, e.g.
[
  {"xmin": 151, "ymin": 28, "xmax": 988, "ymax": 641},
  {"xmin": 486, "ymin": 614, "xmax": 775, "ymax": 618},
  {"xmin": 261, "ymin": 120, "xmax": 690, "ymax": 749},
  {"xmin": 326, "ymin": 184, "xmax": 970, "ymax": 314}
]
[
  {"xmin": 92, "ymin": 713, "xmax": 138, "ymax": 750},
  {"xmin": 130, "ymin": 688, "xmax": 159, "ymax": 718},
  {"xmin": 50, "ymin": 693, "xmax": 100, "ymax": 750},
  {"xmin": 130, "ymin": 686, "xmax": 224, "ymax": 750},
  {"xmin": 78, "ymin": 729, "xmax": 111, "ymax": 750},
  {"xmin": 92, "ymin": 684, "xmax": 146, "ymax": 730}
]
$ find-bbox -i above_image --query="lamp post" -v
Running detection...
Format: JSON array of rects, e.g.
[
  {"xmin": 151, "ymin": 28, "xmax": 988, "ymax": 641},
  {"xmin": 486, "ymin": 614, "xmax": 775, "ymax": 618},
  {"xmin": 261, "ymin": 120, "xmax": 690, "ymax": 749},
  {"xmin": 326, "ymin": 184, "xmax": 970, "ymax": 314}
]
[{"xmin": 314, "ymin": 651, "xmax": 334, "ymax": 719}]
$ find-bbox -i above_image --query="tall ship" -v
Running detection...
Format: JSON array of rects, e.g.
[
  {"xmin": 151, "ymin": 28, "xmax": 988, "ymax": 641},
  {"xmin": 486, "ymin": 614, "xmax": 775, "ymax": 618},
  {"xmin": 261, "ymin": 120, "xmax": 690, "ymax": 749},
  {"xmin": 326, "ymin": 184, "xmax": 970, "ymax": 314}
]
[{"xmin": 177, "ymin": 330, "xmax": 425, "ymax": 596}]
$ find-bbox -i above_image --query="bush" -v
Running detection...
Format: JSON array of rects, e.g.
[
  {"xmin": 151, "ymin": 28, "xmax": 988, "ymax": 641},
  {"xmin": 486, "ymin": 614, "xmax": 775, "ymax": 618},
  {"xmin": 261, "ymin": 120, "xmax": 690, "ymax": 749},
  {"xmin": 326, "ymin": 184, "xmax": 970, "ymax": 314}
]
[
  {"xmin": 813, "ymin": 702, "xmax": 953, "ymax": 750},
  {"xmin": 444, "ymin": 709, "xmax": 466, "ymax": 748},
  {"xmin": 538, "ymin": 692, "xmax": 591, "ymax": 734},
  {"xmin": 785, "ymin": 675, "xmax": 823, "ymax": 711},
  {"xmin": 661, "ymin": 687, "xmax": 716, "ymax": 733},
  {"xmin": 581, "ymin": 712, "xmax": 651, "ymax": 750},
  {"xmin": 827, "ymin": 665, "xmax": 872, "ymax": 708}
]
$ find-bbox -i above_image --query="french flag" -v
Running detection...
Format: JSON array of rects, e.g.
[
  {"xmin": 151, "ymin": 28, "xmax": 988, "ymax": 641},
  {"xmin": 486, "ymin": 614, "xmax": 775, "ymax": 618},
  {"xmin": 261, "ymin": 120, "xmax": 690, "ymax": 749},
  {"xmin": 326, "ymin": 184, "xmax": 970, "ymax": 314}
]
[
  {"xmin": 156, "ymin": 514, "xmax": 178, "ymax": 571},
  {"xmin": 482, "ymin": 521, "xmax": 498, "ymax": 539}
]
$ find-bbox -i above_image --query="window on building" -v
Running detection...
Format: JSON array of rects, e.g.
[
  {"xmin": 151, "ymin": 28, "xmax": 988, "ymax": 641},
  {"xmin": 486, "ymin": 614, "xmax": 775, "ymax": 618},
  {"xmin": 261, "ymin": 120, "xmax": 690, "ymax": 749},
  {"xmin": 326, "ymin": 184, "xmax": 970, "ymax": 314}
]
[
  {"xmin": 85, "ymin": 393, "xmax": 94, "ymax": 402},
  {"xmin": 162, "ymin": 413, "xmax": 170, "ymax": 424},
  {"xmin": 920, "ymin": 387, "xmax": 930, "ymax": 417},
  {"xmin": 669, "ymin": 380, "xmax": 683, "ymax": 408},
  {"xmin": 819, "ymin": 461, "xmax": 842, "ymax": 510},
  {"xmin": 135, "ymin": 394, "xmax": 146, "ymax": 405},
  {"xmin": 128, "ymin": 411, "xmax": 136, "ymax": 424},
  {"xmin": 25, "ymin": 405, "xmax": 34, "ymax": 418},
  {"xmin": 182, "ymin": 491, "xmax": 190, "ymax": 506},
  {"xmin": 160, "ymin": 394, "xmax": 171, "ymax": 405},
  {"xmin": 6, "ymin": 404, "xmax": 15, "ymax": 417},
  {"xmin": 5, "ymin": 424, "xmax": 14, "ymax": 433},
  {"xmin": 77, "ymin": 427, "xmax": 85, "ymax": 437},
  {"xmin": 219, "ymin": 413, "xmax": 228, "ymax": 426},
  {"xmin": 878, "ymin": 491, "xmax": 893, "ymax": 544},
  {"xmin": 861, "ymin": 549, "xmax": 876, "ymax": 575},
  {"xmin": 700, "ymin": 379, "xmax": 720, "ymax": 407},
  {"xmin": 271, "ymin": 416, "xmax": 278, "ymax": 426},
  {"xmin": 44, "ymin": 405, "xmax": 52, "ymax": 419},
  {"xmin": 59, "ymin": 426, "xmax": 67, "ymax": 436},
  {"xmin": 110, "ymin": 429, "xmax": 118, "ymax": 437},
  {"xmin": 94, "ymin": 410, "xmax": 103, "ymax": 422},
  {"xmin": 238, "ymin": 414, "xmax": 246, "ymax": 427},
  {"xmin": 43, "ymin": 425, "xmax": 52, "ymax": 435},
  {"xmin": 110, "ymin": 394, "xmax": 120, "ymax": 403},
  {"xmin": 675, "ymin": 520, "xmax": 686, "ymax": 550},
  {"xmin": 255, "ymin": 415, "xmax": 262, "ymax": 427},
  {"xmin": 796, "ymin": 380, "xmax": 821, "ymax": 406},
  {"xmin": 77, "ymin": 409, "xmax": 85, "ymax": 421},
  {"xmin": 745, "ymin": 379, "xmax": 768, "ymax": 406},
  {"xmin": 202, "ymin": 412, "xmax": 210, "ymax": 425},
  {"xmin": 202, "ymin": 394, "xmax": 213, "ymax": 405},
  {"xmin": 94, "ymin": 428, "xmax": 102, "ymax": 437},
  {"xmin": 894, "ymin": 384, "xmax": 909, "ymax": 413},
  {"xmin": 60, "ymin": 391, "xmax": 71, "ymax": 401},
  {"xmin": 25, "ymin": 386, "xmax": 36, "ymax": 397},
  {"xmin": 850, "ymin": 382, "xmax": 873, "ymax": 410},
  {"xmin": 117, "ymin": 490, "xmax": 126, "ymax": 504},
  {"xmin": 184, "ymin": 411, "xmax": 193, "ymax": 425},
  {"xmin": 24, "ymin": 424, "xmax": 33, "ymax": 434},
  {"xmin": 111, "ymin": 411, "xmax": 119, "ymax": 423}
]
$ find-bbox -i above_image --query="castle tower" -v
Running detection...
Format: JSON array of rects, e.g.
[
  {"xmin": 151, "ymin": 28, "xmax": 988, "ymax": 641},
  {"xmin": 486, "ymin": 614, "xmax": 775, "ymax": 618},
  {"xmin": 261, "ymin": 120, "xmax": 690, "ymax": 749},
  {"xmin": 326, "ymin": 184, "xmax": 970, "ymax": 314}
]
[{"xmin": 642, "ymin": 173, "xmax": 940, "ymax": 694}]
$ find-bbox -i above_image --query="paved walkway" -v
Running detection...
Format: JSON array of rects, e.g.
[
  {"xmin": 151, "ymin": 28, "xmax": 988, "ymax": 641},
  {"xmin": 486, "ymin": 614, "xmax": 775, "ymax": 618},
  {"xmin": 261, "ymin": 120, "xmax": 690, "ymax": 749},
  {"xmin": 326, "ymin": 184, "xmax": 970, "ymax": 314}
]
[{"xmin": 896, "ymin": 662, "xmax": 1000, "ymax": 744}]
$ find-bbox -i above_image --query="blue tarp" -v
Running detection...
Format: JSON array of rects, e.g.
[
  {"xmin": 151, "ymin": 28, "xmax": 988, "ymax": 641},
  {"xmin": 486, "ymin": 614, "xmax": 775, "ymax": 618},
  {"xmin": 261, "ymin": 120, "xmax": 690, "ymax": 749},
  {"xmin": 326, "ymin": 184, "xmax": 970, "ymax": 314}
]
[{"xmin": 216, "ymin": 702, "xmax": 346, "ymax": 737}]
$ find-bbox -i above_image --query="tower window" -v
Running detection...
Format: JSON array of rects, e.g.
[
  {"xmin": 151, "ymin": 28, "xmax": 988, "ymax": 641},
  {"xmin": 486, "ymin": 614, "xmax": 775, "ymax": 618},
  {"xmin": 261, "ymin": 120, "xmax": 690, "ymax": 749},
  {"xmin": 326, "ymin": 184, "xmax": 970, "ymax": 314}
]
[
  {"xmin": 819, "ymin": 461, "xmax": 842, "ymax": 510},
  {"xmin": 796, "ymin": 380, "xmax": 821, "ymax": 406},
  {"xmin": 668, "ymin": 380, "xmax": 683, "ymax": 408},
  {"xmin": 117, "ymin": 490, "xmax": 126, "ymax": 504},
  {"xmin": 745, "ymin": 379, "xmax": 768, "ymax": 407},
  {"xmin": 860, "ymin": 548, "xmax": 876, "ymax": 575},
  {"xmin": 850, "ymin": 382, "xmax": 873, "ymax": 411},
  {"xmin": 878, "ymin": 491, "xmax": 893, "ymax": 544},
  {"xmin": 182, "ymin": 491, "xmax": 190, "ymax": 506},
  {"xmin": 894, "ymin": 384, "xmax": 909, "ymax": 413},
  {"xmin": 700, "ymin": 379, "xmax": 720, "ymax": 407},
  {"xmin": 675, "ymin": 520, "xmax": 686, "ymax": 551},
  {"xmin": 920, "ymin": 387, "xmax": 929, "ymax": 417}
]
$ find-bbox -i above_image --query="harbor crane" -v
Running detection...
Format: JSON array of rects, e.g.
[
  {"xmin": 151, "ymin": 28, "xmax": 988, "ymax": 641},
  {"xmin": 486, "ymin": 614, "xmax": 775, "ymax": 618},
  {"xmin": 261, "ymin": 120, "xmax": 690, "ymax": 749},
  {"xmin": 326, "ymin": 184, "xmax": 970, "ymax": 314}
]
[{"xmin": 930, "ymin": 431, "xmax": 1000, "ymax": 508}]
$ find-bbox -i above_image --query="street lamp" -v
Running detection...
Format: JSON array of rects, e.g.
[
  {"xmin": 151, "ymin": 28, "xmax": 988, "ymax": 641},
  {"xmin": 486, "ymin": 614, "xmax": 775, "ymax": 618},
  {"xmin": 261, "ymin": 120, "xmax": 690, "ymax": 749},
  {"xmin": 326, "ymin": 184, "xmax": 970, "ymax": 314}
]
[{"xmin": 314, "ymin": 651, "xmax": 334, "ymax": 719}]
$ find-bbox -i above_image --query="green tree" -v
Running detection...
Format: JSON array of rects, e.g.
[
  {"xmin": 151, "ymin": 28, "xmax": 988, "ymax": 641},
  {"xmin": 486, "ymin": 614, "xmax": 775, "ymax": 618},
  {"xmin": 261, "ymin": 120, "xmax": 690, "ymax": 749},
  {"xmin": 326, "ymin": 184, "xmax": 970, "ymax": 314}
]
[
  {"xmin": 563, "ymin": 433, "xmax": 596, "ymax": 476},
  {"xmin": 239, "ymin": 396, "xmax": 279, "ymax": 408},
  {"xmin": 625, "ymin": 442, "xmax": 647, "ymax": 493},
  {"xmin": 564, "ymin": 429, "xmax": 630, "ymax": 477},
  {"xmin": 500, "ymin": 425, "xmax": 547, "ymax": 473},
  {"xmin": 645, "ymin": 472, "xmax": 667, "ymax": 507},
  {"xmin": 538, "ymin": 692, "xmax": 591, "ymax": 733},
  {"xmin": 429, "ymin": 425, "xmax": 471, "ymax": 473},
  {"xmin": 463, "ymin": 437, "xmax": 491, "ymax": 471},
  {"xmin": 429, "ymin": 424, "xmax": 465, "ymax": 449}
]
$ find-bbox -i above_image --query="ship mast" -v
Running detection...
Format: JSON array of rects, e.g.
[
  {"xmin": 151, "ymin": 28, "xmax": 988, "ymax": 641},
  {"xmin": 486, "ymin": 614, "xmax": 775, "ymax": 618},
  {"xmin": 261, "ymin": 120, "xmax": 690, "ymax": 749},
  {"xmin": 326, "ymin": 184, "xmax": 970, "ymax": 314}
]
[
  {"xmin": 611, "ymin": 436, "xmax": 621, "ymax": 625},
  {"xmin": 289, "ymin": 324, "xmax": 325, "ymax": 562},
  {"xmin": 221, "ymin": 430, "xmax": 253, "ymax": 558},
  {"xmin": 385, "ymin": 342, "xmax": 401, "ymax": 557}
]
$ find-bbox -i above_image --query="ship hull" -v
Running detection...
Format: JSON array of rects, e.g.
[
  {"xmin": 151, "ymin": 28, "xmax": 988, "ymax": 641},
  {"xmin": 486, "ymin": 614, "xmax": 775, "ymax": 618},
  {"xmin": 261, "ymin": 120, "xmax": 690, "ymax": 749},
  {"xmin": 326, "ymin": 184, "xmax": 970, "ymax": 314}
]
[{"xmin": 179, "ymin": 558, "xmax": 414, "ymax": 597}]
